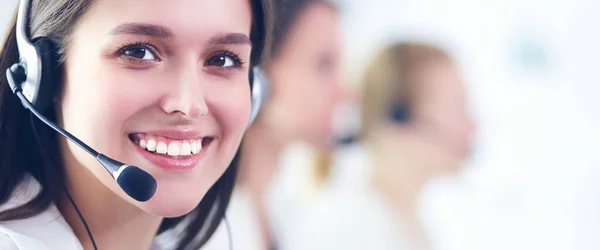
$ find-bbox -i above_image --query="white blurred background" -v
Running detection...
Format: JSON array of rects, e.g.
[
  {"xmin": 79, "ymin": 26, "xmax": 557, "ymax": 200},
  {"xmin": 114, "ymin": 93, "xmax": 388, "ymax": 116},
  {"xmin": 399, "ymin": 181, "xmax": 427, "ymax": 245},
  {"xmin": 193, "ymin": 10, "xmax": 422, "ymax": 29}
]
[
  {"xmin": 1, "ymin": 0, "xmax": 598, "ymax": 249},
  {"xmin": 334, "ymin": 0, "xmax": 600, "ymax": 250}
]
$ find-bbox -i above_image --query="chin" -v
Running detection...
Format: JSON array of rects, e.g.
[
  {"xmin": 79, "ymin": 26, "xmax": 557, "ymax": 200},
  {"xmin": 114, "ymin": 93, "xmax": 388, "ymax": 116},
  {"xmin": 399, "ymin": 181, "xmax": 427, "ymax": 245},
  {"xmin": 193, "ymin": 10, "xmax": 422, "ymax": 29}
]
[
  {"xmin": 135, "ymin": 180, "xmax": 212, "ymax": 218},
  {"xmin": 307, "ymin": 132, "xmax": 333, "ymax": 149}
]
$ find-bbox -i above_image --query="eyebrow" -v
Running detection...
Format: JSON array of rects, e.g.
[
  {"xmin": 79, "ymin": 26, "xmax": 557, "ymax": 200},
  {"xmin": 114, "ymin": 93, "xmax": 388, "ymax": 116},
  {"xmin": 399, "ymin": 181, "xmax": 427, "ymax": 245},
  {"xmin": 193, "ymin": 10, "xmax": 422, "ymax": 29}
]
[
  {"xmin": 109, "ymin": 23, "xmax": 251, "ymax": 45},
  {"xmin": 109, "ymin": 23, "xmax": 174, "ymax": 39},
  {"xmin": 208, "ymin": 33, "xmax": 252, "ymax": 45}
]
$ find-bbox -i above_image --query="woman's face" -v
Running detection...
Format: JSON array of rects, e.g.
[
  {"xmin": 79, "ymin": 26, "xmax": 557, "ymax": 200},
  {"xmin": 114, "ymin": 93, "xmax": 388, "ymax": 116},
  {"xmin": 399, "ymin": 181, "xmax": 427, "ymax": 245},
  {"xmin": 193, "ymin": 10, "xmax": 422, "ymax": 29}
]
[
  {"xmin": 263, "ymin": 2, "xmax": 344, "ymax": 147},
  {"xmin": 412, "ymin": 61, "xmax": 477, "ymax": 169},
  {"xmin": 58, "ymin": 0, "xmax": 253, "ymax": 217}
]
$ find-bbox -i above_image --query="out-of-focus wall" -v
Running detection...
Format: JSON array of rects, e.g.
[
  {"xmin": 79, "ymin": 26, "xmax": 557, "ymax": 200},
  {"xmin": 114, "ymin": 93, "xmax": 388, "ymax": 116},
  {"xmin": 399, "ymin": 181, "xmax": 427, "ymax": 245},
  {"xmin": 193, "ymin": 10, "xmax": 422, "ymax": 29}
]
[
  {"xmin": 0, "ymin": 1, "xmax": 16, "ymax": 36},
  {"xmin": 1, "ymin": 1, "xmax": 598, "ymax": 249},
  {"xmin": 335, "ymin": 0, "xmax": 600, "ymax": 249}
]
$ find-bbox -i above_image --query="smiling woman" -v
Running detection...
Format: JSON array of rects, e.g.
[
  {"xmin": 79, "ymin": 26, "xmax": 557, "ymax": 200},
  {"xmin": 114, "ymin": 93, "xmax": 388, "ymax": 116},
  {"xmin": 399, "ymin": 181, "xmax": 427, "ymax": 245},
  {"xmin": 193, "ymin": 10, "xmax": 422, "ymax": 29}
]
[{"xmin": 0, "ymin": 0, "xmax": 271, "ymax": 249}]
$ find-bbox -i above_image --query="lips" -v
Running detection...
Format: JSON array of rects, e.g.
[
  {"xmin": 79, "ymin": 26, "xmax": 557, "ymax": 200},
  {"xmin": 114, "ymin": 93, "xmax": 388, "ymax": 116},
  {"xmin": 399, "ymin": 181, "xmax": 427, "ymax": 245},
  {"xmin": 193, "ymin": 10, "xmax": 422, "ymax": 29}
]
[{"xmin": 128, "ymin": 133, "xmax": 213, "ymax": 171}]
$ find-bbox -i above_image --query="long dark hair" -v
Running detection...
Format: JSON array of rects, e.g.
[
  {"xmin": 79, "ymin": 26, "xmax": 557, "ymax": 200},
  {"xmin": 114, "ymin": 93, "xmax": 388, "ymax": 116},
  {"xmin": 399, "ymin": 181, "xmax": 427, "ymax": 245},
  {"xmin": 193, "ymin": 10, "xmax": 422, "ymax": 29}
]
[{"xmin": 0, "ymin": 1, "xmax": 271, "ymax": 249}]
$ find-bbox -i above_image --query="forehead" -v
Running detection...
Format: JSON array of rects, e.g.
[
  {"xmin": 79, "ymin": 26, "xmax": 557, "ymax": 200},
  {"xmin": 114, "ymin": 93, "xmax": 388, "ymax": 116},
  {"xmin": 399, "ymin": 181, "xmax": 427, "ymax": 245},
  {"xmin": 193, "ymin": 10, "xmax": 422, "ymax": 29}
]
[
  {"xmin": 80, "ymin": 0, "xmax": 253, "ymax": 40},
  {"xmin": 283, "ymin": 3, "xmax": 339, "ymax": 53},
  {"xmin": 412, "ymin": 62, "xmax": 466, "ymax": 105},
  {"xmin": 296, "ymin": 2, "xmax": 338, "ymax": 32}
]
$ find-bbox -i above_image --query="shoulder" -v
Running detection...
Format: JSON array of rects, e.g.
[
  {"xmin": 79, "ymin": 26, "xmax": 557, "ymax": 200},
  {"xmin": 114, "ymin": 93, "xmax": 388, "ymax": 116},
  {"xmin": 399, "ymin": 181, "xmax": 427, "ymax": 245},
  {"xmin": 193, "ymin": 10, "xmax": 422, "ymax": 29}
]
[
  {"xmin": 198, "ymin": 189, "xmax": 266, "ymax": 250},
  {"xmin": 329, "ymin": 143, "xmax": 372, "ymax": 188},
  {"xmin": 0, "ymin": 225, "xmax": 52, "ymax": 250},
  {"xmin": 284, "ymin": 154, "xmax": 410, "ymax": 250},
  {"xmin": 283, "ymin": 192, "xmax": 411, "ymax": 250},
  {"xmin": 0, "ymin": 223, "xmax": 82, "ymax": 250},
  {"xmin": 0, "ymin": 175, "xmax": 83, "ymax": 250},
  {"xmin": 0, "ymin": 230, "xmax": 19, "ymax": 250}
]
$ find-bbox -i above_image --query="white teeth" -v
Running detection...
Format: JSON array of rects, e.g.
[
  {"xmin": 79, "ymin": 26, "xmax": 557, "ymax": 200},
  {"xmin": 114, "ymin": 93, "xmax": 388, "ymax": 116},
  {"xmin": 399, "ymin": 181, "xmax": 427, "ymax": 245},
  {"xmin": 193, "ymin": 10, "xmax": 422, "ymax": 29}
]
[
  {"xmin": 156, "ymin": 142, "xmax": 168, "ymax": 154},
  {"xmin": 136, "ymin": 137, "xmax": 204, "ymax": 156},
  {"xmin": 180, "ymin": 142, "xmax": 192, "ymax": 156},
  {"xmin": 191, "ymin": 141, "xmax": 198, "ymax": 154},
  {"xmin": 146, "ymin": 139, "xmax": 157, "ymax": 152},
  {"xmin": 197, "ymin": 140, "xmax": 203, "ymax": 153},
  {"xmin": 139, "ymin": 139, "xmax": 147, "ymax": 149},
  {"xmin": 167, "ymin": 142, "xmax": 180, "ymax": 156}
]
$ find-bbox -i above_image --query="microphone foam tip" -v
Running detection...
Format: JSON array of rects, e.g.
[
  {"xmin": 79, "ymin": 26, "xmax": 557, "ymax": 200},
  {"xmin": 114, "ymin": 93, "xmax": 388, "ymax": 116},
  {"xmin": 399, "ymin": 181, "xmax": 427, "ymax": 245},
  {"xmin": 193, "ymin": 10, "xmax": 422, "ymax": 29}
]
[{"xmin": 116, "ymin": 166, "xmax": 157, "ymax": 202}]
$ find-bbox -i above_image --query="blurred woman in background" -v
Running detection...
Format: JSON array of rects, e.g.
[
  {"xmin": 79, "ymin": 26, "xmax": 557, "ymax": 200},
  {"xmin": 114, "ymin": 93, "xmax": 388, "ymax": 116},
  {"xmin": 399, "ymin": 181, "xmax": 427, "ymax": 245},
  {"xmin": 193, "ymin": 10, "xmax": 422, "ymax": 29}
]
[
  {"xmin": 287, "ymin": 41, "xmax": 477, "ymax": 250},
  {"xmin": 202, "ymin": 0, "xmax": 345, "ymax": 249}
]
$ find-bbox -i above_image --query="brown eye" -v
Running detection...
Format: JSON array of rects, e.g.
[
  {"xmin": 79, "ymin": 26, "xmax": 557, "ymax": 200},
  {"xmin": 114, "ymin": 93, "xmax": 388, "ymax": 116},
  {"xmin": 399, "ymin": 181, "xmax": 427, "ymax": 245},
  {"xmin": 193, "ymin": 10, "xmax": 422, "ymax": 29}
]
[
  {"xmin": 205, "ymin": 52, "xmax": 242, "ymax": 68},
  {"xmin": 118, "ymin": 42, "xmax": 159, "ymax": 62},
  {"xmin": 123, "ymin": 47, "xmax": 156, "ymax": 60},
  {"xmin": 207, "ymin": 56, "xmax": 229, "ymax": 67}
]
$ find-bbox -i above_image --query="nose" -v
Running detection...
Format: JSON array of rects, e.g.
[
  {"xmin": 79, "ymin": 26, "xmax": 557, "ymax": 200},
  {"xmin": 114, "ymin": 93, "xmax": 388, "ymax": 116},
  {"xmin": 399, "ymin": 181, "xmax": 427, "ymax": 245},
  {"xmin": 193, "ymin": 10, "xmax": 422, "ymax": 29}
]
[
  {"xmin": 339, "ymin": 86, "xmax": 357, "ymax": 103},
  {"xmin": 159, "ymin": 66, "xmax": 208, "ymax": 119}
]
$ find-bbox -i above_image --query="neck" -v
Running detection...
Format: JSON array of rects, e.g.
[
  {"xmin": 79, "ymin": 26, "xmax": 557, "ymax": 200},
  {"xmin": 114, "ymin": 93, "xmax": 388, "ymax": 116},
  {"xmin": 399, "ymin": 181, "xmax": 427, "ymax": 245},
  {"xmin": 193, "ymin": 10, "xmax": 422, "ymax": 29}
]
[
  {"xmin": 57, "ymin": 143, "xmax": 162, "ymax": 250},
  {"xmin": 368, "ymin": 133, "xmax": 436, "ymax": 217},
  {"xmin": 237, "ymin": 123, "xmax": 288, "ymax": 248},
  {"xmin": 368, "ymin": 133, "xmax": 437, "ymax": 250},
  {"xmin": 237, "ymin": 124, "xmax": 287, "ymax": 194}
]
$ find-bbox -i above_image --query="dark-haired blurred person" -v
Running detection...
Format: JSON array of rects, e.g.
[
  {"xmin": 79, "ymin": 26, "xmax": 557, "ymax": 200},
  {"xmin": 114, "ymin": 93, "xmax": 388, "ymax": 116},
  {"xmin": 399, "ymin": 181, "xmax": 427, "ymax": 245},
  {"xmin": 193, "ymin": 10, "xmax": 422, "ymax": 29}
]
[
  {"xmin": 202, "ymin": 1, "xmax": 345, "ymax": 249},
  {"xmin": 285, "ymin": 42, "xmax": 477, "ymax": 250}
]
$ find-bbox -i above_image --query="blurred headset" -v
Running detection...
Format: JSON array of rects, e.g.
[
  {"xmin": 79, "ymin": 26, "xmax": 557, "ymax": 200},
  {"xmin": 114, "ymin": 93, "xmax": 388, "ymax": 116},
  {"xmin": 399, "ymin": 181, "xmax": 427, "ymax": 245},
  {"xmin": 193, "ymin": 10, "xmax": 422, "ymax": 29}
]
[{"xmin": 389, "ymin": 101, "xmax": 411, "ymax": 123}]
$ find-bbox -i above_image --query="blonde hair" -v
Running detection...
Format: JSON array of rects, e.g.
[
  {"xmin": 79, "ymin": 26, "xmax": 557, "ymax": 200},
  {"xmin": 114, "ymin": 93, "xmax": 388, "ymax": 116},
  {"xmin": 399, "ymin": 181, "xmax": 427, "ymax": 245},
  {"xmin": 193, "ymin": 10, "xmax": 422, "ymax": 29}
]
[
  {"xmin": 311, "ymin": 42, "xmax": 453, "ymax": 186},
  {"xmin": 311, "ymin": 148, "xmax": 332, "ymax": 188},
  {"xmin": 361, "ymin": 41, "xmax": 452, "ymax": 139}
]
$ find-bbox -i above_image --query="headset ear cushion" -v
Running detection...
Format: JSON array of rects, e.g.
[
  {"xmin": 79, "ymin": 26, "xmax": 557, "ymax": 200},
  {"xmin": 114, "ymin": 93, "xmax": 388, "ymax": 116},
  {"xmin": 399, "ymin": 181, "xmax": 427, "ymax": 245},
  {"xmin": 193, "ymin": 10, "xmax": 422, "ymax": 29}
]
[
  {"xmin": 32, "ymin": 38, "xmax": 61, "ymax": 113},
  {"xmin": 249, "ymin": 66, "xmax": 255, "ymax": 90},
  {"xmin": 247, "ymin": 67, "xmax": 270, "ymax": 126},
  {"xmin": 390, "ymin": 102, "xmax": 411, "ymax": 123}
]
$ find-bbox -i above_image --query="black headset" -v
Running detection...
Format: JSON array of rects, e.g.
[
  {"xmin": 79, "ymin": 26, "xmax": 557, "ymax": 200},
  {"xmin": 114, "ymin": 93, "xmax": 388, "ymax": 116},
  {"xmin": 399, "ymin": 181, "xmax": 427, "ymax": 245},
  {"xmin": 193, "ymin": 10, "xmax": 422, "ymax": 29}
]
[
  {"xmin": 389, "ymin": 101, "xmax": 411, "ymax": 123},
  {"xmin": 6, "ymin": 0, "xmax": 268, "ymax": 202}
]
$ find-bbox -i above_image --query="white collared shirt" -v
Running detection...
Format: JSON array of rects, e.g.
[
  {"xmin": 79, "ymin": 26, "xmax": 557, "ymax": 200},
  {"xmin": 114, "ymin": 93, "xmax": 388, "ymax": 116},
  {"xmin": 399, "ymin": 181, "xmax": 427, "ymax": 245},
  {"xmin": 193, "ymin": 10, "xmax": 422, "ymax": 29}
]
[
  {"xmin": 0, "ymin": 175, "xmax": 166, "ymax": 250},
  {"xmin": 0, "ymin": 175, "xmax": 83, "ymax": 250}
]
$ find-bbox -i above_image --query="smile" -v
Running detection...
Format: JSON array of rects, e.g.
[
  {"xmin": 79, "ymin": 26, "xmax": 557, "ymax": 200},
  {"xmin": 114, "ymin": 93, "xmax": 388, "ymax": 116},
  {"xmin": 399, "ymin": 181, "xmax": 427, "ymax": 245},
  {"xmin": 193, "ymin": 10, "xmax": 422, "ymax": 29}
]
[
  {"xmin": 128, "ymin": 133, "xmax": 214, "ymax": 171},
  {"xmin": 129, "ymin": 133, "xmax": 211, "ymax": 157}
]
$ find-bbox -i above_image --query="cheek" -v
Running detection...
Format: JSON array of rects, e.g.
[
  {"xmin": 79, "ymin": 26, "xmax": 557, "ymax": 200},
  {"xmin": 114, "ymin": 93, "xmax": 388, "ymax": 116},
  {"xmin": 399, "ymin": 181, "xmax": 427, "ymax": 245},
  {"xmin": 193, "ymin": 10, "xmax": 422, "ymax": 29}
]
[
  {"xmin": 269, "ymin": 63, "xmax": 337, "ymax": 135},
  {"xmin": 60, "ymin": 60, "xmax": 151, "ymax": 154},
  {"xmin": 281, "ymin": 66, "xmax": 322, "ymax": 115},
  {"xmin": 304, "ymin": 82, "xmax": 338, "ymax": 126},
  {"xmin": 206, "ymin": 82, "xmax": 251, "ymax": 140}
]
